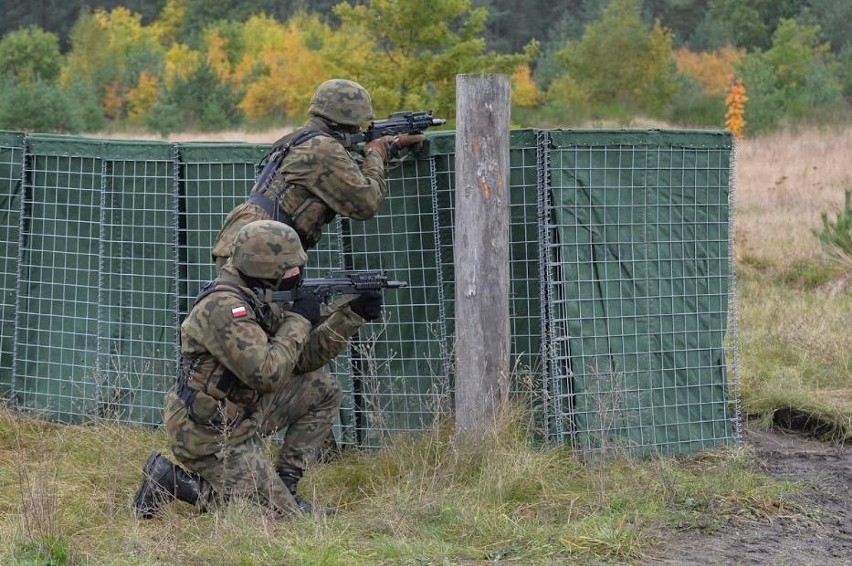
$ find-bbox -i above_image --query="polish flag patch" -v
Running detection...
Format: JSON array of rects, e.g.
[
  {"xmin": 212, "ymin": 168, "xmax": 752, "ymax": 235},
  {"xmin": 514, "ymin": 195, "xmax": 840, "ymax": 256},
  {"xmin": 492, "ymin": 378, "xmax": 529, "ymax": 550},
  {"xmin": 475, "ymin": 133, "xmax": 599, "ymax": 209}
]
[{"xmin": 231, "ymin": 306, "xmax": 249, "ymax": 318}]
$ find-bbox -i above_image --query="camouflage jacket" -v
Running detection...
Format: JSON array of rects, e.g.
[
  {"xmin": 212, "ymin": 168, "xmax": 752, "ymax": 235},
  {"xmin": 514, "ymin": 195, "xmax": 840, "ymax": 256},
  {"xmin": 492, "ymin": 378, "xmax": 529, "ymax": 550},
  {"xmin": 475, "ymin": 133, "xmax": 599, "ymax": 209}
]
[
  {"xmin": 177, "ymin": 263, "xmax": 364, "ymax": 421},
  {"xmin": 211, "ymin": 117, "xmax": 387, "ymax": 264}
]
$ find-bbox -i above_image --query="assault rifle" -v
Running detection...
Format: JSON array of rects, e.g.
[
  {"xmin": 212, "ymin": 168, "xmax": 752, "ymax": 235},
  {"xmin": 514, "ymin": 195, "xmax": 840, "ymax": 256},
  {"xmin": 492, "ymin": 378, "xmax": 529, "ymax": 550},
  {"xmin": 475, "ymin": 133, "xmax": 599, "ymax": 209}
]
[
  {"xmin": 254, "ymin": 270, "xmax": 407, "ymax": 306},
  {"xmin": 350, "ymin": 110, "xmax": 446, "ymax": 145}
]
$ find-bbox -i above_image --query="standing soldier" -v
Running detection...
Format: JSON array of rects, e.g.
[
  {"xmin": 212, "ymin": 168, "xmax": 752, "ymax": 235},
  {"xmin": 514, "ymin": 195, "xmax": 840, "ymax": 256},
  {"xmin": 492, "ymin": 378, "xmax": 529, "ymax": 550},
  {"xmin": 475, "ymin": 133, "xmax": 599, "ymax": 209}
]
[
  {"xmin": 211, "ymin": 78, "xmax": 425, "ymax": 267},
  {"xmin": 133, "ymin": 220, "xmax": 383, "ymax": 518}
]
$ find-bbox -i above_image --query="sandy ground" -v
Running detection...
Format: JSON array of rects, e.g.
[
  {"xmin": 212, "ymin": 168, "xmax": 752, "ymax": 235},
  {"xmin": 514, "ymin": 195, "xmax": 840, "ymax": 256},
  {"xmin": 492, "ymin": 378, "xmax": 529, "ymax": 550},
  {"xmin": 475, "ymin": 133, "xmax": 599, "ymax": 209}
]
[{"xmin": 655, "ymin": 425, "xmax": 852, "ymax": 565}]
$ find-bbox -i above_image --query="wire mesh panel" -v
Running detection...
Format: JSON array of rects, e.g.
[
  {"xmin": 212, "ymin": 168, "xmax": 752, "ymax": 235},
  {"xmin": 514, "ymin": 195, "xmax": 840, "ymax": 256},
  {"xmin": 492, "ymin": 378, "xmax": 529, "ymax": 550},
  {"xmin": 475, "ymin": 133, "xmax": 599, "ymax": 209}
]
[
  {"xmin": 177, "ymin": 143, "xmax": 267, "ymax": 316},
  {"xmin": 545, "ymin": 129, "xmax": 737, "ymax": 457},
  {"xmin": 311, "ymin": 218, "xmax": 357, "ymax": 447},
  {"xmin": 506, "ymin": 132, "xmax": 548, "ymax": 408},
  {"xmin": 14, "ymin": 137, "xmax": 104, "ymax": 421},
  {"xmin": 0, "ymin": 132, "xmax": 24, "ymax": 398},
  {"xmin": 343, "ymin": 156, "xmax": 451, "ymax": 447},
  {"xmin": 0, "ymin": 129, "xmax": 739, "ymax": 458},
  {"xmin": 97, "ymin": 142, "xmax": 176, "ymax": 425}
]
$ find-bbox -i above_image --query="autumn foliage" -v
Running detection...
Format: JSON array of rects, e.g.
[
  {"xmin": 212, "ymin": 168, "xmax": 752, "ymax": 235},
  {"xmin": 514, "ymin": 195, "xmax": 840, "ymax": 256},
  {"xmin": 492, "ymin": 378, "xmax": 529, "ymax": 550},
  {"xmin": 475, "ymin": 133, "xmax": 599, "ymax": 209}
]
[
  {"xmin": 674, "ymin": 46, "xmax": 744, "ymax": 97},
  {"xmin": 511, "ymin": 64, "xmax": 541, "ymax": 108},
  {"xmin": 1, "ymin": 0, "xmax": 848, "ymax": 134},
  {"xmin": 724, "ymin": 78, "xmax": 747, "ymax": 139},
  {"xmin": 45, "ymin": 1, "xmax": 536, "ymax": 131}
]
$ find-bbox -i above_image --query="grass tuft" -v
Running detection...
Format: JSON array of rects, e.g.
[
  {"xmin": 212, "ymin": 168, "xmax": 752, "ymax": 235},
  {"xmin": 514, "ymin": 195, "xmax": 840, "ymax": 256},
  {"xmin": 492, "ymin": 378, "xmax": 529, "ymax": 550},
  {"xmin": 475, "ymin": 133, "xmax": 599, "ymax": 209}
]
[{"xmin": 0, "ymin": 400, "xmax": 810, "ymax": 564}]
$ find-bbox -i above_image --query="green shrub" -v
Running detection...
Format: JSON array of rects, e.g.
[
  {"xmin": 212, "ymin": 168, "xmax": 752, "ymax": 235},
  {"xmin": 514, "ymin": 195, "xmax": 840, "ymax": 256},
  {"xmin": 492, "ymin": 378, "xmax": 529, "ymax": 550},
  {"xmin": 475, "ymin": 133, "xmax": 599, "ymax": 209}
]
[
  {"xmin": 667, "ymin": 76, "xmax": 726, "ymax": 128},
  {"xmin": 812, "ymin": 189, "xmax": 852, "ymax": 270},
  {"xmin": 61, "ymin": 80, "xmax": 107, "ymax": 132},
  {"xmin": 546, "ymin": 0, "xmax": 680, "ymax": 119},
  {"xmin": 838, "ymin": 45, "xmax": 852, "ymax": 101},
  {"xmin": 143, "ymin": 104, "xmax": 177, "ymax": 138},
  {"xmin": 0, "ymin": 26, "xmax": 63, "ymax": 84},
  {"xmin": 0, "ymin": 79, "xmax": 84, "ymax": 133},
  {"xmin": 782, "ymin": 261, "xmax": 843, "ymax": 289},
  {"xmin": 738, "ymin": 19, "xmax": 843, "ymax": 134},
  {"xmin": 165, "ymin": 60, "xmax": 243, "ymax": 131}
]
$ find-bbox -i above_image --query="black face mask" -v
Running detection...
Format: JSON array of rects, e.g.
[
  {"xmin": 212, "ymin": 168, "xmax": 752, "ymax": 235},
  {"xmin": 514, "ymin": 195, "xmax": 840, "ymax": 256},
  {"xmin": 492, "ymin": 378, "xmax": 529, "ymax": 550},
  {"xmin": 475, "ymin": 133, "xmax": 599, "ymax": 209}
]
[
  {"xmin": 236, "ymin": 269, "xmax": 269, "ymax": 291},
  {"xmin": 276, "ymin": 270, "xmax": 303, "ymax": 292}
]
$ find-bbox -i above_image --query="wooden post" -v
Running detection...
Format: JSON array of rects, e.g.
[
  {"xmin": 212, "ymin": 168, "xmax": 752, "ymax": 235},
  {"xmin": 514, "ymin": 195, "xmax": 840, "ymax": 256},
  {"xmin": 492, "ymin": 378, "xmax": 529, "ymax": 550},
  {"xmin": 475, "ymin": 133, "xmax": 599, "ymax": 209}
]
[{"xmin": 453, "ymin": 74, "xmax": 512, "ymax": 438}]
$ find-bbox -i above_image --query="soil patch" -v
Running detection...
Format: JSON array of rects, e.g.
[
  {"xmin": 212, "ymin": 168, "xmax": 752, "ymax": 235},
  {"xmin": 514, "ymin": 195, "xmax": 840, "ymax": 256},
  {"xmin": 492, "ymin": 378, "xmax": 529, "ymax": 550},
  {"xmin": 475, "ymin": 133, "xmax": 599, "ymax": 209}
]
[{"xmin": 655, "ymin": 424, "xmax": 852, "ymax": 565}]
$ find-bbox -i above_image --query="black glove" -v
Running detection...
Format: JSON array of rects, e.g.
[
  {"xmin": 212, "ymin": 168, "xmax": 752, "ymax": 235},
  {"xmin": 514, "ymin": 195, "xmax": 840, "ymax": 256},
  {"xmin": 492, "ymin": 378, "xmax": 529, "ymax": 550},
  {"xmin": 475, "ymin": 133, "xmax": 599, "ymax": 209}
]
[
  {"xmin": 290, "ymin": 292, "xmax": 321, "ymax": 325},
  {"xmin": 350, "ymin": 290, "xmax": 383, "ymax": 321}
]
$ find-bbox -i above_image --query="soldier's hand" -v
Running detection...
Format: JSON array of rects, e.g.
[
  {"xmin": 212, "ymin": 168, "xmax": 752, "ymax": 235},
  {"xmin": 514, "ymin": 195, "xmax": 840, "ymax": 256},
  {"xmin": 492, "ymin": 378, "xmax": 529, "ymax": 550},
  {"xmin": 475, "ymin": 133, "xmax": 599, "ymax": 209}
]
[
  {"xmin": 389, "ymin": 133, "xmax": 427, "ymax": 159},
  {"xmin": 394, "ymin": 133, "xmax": 426, "ymax": 148},
  {"xmin": 350, "ymin": 290, "xmax": 383, "ymax": 321},
  {"xmin": 290, "ymin": 293, "xmax": 321, "ymax": 325},
  {"xmin": 364, "ymin": 135, "xmax": 395, "ymax": 162}
]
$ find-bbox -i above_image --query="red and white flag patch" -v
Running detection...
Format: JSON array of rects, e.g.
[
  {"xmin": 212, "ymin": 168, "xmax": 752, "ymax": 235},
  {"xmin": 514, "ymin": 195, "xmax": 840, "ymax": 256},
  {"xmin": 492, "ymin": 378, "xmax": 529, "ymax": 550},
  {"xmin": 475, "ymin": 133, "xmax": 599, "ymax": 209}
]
[{"xmin": 231, "ymin": 306, "xmax": 248, "ymax": 318}]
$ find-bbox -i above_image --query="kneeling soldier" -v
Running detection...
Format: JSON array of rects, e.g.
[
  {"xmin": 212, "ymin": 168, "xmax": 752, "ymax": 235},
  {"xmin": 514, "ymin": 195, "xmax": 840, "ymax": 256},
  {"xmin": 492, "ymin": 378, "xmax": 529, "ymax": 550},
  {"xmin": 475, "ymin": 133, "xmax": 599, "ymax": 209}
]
[{"xmin": 133, "ymin": 219, "xmax": 382, "ymax": 518}]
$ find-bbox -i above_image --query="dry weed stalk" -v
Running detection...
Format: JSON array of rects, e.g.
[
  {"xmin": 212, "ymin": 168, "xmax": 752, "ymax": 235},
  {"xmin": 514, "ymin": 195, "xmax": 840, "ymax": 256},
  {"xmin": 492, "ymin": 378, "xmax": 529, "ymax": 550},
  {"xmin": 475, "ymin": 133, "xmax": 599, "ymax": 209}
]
[{"xmin": 15, "ymin": 459, "xmax": 62, "ymax": 557}]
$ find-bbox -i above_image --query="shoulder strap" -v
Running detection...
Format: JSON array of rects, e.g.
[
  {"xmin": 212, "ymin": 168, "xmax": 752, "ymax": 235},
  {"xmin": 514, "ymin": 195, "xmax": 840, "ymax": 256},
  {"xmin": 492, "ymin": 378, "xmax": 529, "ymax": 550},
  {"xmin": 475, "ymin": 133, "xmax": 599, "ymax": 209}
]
[
  {"xmin": 270, "ymin": 127, "xmax": 327, "ymax": 153},
  {"xmin": 255, "ymin": 127, "xmax": 326, "ymax": 186},
  {"xmin": 192, "ymin": 280, "xmax": 281, "ymax": 335},
  {"xmin": 251, "ymin": 128, "xmax": 326, "ymax": 201},
  {"xmin": 190, "ymin": 280, "xmax": 258, "ymax": 315}
]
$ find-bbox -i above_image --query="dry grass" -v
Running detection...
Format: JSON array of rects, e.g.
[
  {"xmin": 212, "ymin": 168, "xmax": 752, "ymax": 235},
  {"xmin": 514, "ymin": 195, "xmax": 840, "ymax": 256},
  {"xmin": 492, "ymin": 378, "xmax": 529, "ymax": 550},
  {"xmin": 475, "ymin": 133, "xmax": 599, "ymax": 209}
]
[
  {"xmin": 88, "ymin": 128, "xmax": 292, "ymax": 144},
  {"xmin": 733, "ymin": 124, "xmax": 852, "ymax": 437},
  {"xmin": 0, "ymin": 403, "xmax": 797, "ymax": 565},
  {"xmin": 734, "ymin": 124, "xmax": 852, "ymax": 271}
]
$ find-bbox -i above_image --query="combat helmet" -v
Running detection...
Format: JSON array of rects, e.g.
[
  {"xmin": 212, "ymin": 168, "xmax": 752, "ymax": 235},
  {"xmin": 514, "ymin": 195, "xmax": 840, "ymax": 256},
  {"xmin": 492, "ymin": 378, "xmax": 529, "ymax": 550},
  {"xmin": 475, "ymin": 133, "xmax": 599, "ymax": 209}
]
[
  {"xmin": 231, "ymin": 220, "xmax": 307, "ymax": 280},
  {"xmin": 308, "ymin": 79, "xmax": 374, "ymax": 127}
]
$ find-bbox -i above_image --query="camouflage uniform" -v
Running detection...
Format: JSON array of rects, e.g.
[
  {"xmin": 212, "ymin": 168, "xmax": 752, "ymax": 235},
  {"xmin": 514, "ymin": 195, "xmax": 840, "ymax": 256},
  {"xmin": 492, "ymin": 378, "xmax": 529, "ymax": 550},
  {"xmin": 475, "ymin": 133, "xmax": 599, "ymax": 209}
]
[
  {"xmin": 211, "ymin": 79, "xmax": 388, "ymax": 266},
  {"xmin": 165, "ymin": 221, "xmax": 366, "ymax": 516}
]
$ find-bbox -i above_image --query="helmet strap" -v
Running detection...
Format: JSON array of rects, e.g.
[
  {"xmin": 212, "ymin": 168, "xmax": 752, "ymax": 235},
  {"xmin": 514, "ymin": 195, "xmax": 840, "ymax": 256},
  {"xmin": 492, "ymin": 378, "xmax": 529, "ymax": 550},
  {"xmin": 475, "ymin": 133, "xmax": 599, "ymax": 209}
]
[
  {"xmin": 335, "ymin": 132, "xmax": 353, "ymax": 148},
  {"xmin": 312, "ymin": 114, "xmax": 338, "ymax": 129},
  {"xmin": 314, "ymin": 115, "xmax": 359, "ymax": 137}
]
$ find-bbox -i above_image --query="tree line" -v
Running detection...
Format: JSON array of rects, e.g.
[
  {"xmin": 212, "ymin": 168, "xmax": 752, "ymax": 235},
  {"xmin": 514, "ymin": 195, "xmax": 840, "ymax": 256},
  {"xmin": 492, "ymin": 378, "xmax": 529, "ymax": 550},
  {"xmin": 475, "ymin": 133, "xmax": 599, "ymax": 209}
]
[{"xmin": 1, "ymin": 0, "xmax": 850, "ymax": 137}]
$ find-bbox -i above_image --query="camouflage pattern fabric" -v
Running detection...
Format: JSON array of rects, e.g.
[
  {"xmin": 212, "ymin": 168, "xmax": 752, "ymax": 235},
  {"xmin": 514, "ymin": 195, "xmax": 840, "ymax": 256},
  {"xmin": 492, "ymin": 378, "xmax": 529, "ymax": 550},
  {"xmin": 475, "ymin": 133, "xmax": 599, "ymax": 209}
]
[
  {"xmin": 230, "ymin": 218, "xmax": 306, "ymax": 279},
  {"xmin": 308, "ymin": 78, "xmax": 375, "ymax": 126},
  {"xmin": 212, "ymin": 116, "xmax": 387, "ymax": 265},
  {"xmin": 164, "ymin": 369, "xmax": 341, "ymax": 517},
  {"xmin": 165, "ymin": 261, "xmax": 366, "ymax": 516}
]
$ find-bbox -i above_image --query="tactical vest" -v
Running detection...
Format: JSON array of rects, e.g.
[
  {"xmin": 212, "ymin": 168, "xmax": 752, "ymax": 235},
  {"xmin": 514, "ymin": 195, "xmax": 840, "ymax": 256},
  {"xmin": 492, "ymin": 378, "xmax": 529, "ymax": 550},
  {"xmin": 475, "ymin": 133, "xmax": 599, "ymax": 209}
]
[
  {"xmin": 248, "ymin": 127, "xmax": 336, "ymax": 250},
  {"xmin": 175, "ymin": 281, "xmax": 264, "ymax": 428}
]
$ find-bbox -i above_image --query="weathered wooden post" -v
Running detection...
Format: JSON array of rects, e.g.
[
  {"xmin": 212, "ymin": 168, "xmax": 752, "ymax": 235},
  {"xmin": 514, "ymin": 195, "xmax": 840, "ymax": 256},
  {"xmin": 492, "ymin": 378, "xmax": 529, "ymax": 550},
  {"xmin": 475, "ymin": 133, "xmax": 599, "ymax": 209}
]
[{"xmin": 453, "ymin": 73, "xmax": 512, "ymax": 438}]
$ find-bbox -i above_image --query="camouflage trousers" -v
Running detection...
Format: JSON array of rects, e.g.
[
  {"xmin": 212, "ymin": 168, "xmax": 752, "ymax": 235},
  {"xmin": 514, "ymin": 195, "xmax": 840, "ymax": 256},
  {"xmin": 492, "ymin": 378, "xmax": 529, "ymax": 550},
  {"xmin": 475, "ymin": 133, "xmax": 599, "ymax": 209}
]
[{"xmin": 163, "ymin": 369, "xmax": 341, "ymax": 516}]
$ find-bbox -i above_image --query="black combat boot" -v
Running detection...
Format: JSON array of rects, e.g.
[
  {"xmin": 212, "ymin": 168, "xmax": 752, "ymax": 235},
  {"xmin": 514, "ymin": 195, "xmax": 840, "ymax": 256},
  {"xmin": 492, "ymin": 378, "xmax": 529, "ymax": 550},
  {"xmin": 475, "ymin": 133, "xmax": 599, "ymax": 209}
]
[
  {"xmin": 133, "ymin": 452, "xmax": 205, "ymax": 519},
  {"xmin": 276, "ymin": 467, "xmax": 316, "ymax": 515}
]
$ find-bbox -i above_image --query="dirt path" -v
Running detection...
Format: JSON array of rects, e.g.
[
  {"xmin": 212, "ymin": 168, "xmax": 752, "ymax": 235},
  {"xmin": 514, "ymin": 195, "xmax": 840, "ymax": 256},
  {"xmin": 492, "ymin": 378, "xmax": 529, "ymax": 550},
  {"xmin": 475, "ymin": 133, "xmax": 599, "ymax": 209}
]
[{"xmin": 656, "ymin": 425, "xmax": 852, "ymax": 565}]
